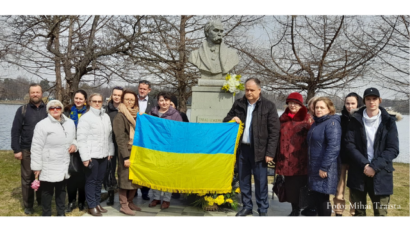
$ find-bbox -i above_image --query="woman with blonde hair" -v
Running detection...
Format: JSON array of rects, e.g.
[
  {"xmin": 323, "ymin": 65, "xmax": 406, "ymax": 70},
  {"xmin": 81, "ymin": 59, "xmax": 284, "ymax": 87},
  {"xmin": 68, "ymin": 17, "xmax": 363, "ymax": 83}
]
[
  {"xmin": 307, "ymin": 97, "xmax": 341, "ymax": 216},
  {"xmin": 77, "ymin": 93, "xmax": 114, "ymax": 216},
  {"xmin": 31, "ymin": 100, "xmax": 77, "ymax": 216},
  {"xmin": 113, "ymin": 90, "xmax": 142, "ymax": 215}
]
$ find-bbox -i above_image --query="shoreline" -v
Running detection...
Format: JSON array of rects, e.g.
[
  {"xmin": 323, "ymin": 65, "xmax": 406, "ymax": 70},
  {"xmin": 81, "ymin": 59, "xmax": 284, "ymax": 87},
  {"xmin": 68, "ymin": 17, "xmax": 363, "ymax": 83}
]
[{"xmin": 0, "ymin": 101, "xmax": 25, "ymax": 105}]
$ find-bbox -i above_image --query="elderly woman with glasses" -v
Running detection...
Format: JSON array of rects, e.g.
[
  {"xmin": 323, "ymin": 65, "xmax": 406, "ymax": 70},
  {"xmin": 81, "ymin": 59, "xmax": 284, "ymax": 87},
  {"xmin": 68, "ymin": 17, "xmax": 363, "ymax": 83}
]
[
  {"xmin": 31, "ymin": 100, "xmax": 77, "ymax": 216},
  {"xmin": 77, "ymin": 93, "xmax": 114, "ymax": 216}
]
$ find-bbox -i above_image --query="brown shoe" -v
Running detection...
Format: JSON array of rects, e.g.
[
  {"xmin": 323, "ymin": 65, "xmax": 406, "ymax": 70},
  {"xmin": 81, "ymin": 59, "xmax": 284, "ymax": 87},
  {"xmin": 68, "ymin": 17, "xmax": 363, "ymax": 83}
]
[
  {"xmin": 149, "ymin": 200, "xmax": 161, "ymax": 207},
  {"xmin": 129, "ymin": 202, "xmax": 142, "ymax": 211},
  {"xmin": 120, "ymin": 204, "xmax": 135, "ymax": 216},
  {"xmin": 161, "ymin": 201, "xmax": 170, "ymax": 209},
  {"xmin": 88, "ymin": 208, "xmax": 102, "ymax": 216},
  {"xmin": 96, "ymin": 205, "xmax": 107, "ymax": 213}
]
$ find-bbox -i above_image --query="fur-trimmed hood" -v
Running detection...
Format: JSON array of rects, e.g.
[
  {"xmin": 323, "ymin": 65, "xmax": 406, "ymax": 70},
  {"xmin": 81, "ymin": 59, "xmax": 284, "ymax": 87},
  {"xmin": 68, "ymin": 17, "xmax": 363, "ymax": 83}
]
[{"xmin": 351, "ymin": 106, "xmax": 402, "ymax": 122}]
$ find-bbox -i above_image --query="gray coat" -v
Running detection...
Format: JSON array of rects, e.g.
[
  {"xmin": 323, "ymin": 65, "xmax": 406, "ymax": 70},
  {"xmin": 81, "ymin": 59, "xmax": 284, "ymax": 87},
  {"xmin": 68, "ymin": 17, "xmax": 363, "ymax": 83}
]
[{"xmin": 31, "ymin": 114, "xmax": 77, "ymax": 182}]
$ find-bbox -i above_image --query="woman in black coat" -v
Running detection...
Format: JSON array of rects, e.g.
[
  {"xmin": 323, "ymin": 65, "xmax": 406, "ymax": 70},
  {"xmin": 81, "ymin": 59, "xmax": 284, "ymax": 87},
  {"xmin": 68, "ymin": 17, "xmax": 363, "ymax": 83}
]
[{"xmin": 333, "ymin": 92, "xmax": 363, "ymax": 216}]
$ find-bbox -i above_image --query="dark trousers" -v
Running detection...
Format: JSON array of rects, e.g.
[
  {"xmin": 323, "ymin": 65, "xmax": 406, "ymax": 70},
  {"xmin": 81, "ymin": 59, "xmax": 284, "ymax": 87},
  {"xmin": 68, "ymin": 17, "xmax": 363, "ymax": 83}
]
[
  {"xmin": 85, "ymin": 158, "xmax": 107, "ymax": 209},
  {"xmin": 350, "ymin": 177, "xmax": 390, "ymax": 216},
  {"xmin": 311, "ymin": 191, "xmax": 331, "ymax": 216},
  {"xmin": 66, "ymin": 171, "xmax": 86, "ymax": 204},
  {"xmin": 238, "ymin": 144, "xmax": 269, "ymax": 213},
  {"xmin": 21, "ymin": 149, "xmax": 41, "ymax": 208},
  {"xmin": 41, "ymin": 181, "xmax": 66, "ymax": 216},
  {"xmin": 140, "ymin": 187, "xmax": 150, "ymax": 196}
]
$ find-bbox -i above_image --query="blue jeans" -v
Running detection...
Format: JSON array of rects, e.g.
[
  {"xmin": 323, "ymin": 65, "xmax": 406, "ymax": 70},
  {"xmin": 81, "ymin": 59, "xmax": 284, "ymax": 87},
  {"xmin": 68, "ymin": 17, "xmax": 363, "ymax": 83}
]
[
  {"xmin": 85, "ymin": 158, "xmax": 107, "ymax": 209},
  {"xmin": 238, "ymin": 144, "xmax": 269, "ymax": 213}
]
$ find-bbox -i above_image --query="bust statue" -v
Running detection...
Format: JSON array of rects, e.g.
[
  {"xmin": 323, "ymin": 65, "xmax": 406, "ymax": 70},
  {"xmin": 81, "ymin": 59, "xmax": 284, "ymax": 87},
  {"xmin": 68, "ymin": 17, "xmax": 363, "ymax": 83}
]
[{"xmin": 189, "ymin": 20, "xmax": 239, "ymax": 80}]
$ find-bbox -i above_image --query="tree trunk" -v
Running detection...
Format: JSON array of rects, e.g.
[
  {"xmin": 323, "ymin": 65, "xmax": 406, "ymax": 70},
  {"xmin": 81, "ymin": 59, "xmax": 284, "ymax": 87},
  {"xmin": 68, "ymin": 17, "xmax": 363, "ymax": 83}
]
[
  {"xmin": 52, "ymin": 16, "xmax": 63, "ymax": 102},
  {"xmin": 306, "ymin": 85, "xmax": 316, "ymax": 103}
]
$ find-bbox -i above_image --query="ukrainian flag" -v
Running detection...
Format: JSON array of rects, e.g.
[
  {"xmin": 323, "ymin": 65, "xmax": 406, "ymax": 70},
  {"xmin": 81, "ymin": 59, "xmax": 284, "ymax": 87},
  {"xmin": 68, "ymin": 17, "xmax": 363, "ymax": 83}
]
[{"xmin": 129, "ymin": 114, "xmax": 243, "ymax": 194}]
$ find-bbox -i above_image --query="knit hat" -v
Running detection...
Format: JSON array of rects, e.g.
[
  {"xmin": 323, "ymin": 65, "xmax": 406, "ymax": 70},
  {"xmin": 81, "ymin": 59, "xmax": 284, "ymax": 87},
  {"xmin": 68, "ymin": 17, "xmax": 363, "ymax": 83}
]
[
  {"xmin": 170, "ymin": 95, "xmax": 178, "ymax": 108},
  {"xmin": 286, "ymin": 92, "xmax": 304, "ymax": 106}
]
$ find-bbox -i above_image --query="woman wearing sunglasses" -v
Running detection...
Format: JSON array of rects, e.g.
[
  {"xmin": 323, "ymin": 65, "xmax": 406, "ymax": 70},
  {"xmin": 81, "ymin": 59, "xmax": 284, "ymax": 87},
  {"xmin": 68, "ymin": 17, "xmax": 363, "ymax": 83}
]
[
  {"xmin": 77, "ymin": 93, "xmax": 114, "ymax": 216},
  {"xmin": 30, "ymin": 100, "xmax": 77, "ymax": 216}
]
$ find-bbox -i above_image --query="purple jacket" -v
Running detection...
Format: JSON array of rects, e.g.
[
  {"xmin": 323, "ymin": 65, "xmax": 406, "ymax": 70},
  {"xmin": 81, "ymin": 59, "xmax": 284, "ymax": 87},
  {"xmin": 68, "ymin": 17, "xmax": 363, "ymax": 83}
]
[{"xmin": 150, "ymin": 106, "xmax": 183, "ymax": 122}]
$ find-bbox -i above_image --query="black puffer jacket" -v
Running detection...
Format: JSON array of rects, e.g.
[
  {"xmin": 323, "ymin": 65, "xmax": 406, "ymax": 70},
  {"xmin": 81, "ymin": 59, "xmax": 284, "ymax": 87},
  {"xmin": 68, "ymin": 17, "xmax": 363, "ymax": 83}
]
[
  {"xmin": 11, "ymin": 102, "xmax": 47, "ymax": 153},
  {"xmin": 345, "ymin": 106, "xmax": 400, "ymax": 195},
  {"xmin": 223, "ymin": 95, "xmax": 280, "ymax": 163}
]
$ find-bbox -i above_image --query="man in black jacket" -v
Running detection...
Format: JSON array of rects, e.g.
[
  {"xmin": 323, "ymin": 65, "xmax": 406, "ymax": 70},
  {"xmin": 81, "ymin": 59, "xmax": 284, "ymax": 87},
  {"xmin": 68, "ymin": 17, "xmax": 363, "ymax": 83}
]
[
  {"xmin": 11, "ymin": 83, "xmax": 47, "ymax": 215},
  {"xmin": 345, "ymin": 87, "xmax": 399, "ymax": 216},
  {"xmin": 223, "ymin": 78, "xmax": 280, "ymax": 216},
  {"xmin": 104, "ymin": 86, "xmax": 124, "ymax": 205}
]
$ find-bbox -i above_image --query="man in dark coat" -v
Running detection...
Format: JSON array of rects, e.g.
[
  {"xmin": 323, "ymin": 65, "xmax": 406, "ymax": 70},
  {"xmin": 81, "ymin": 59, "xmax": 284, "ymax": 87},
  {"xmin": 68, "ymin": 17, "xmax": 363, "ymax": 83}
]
[
  {"xmin": 345, "ymin": 87, "xmax": 399, "ymax": 216},
  {"xmin": 11, "ymin": 83, "xmax": 47, "ymax": 215},
  {"xmin": 223, "ymin": 78, "xmax": 280, "ymax": 216},
  {"xmin": 104, "ymin": 86, "xmax": 124, "ymax": 205},
  {"xmin": 136, "ymin": 80, "xmax": 156, "ymax": 200}
]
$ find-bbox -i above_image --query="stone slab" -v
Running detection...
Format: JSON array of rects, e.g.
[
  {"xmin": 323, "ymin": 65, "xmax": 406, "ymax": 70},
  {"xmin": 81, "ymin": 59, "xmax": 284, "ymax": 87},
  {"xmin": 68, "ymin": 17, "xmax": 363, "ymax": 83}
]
[
  {"xmin": 198, "ymin": 79, "xmax": 226, "ymax": 86},
  {"xmin": 190, "ymin": 85, "xmax": 235, "ymax": 123}
]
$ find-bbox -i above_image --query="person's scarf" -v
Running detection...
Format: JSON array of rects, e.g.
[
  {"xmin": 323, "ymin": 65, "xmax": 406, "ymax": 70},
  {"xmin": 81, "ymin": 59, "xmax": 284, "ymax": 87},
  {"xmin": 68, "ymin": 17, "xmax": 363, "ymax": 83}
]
[
  {"xmin": 117, "ymin": 103, "xmax": 139, "ymax": 145},
  {"xmin": 70, "ymin": 105, "xmax": 87, "ymax": 126}
]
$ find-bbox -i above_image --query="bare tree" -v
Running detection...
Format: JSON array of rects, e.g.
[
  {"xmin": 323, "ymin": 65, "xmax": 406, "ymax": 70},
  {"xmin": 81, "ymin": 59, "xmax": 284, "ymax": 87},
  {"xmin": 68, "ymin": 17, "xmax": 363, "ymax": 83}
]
[
  {"xmin": 370, "ymin": 15, "xmax": 409, "ymax": 99},
  {"xmin": 125, "ymin": 15, "xmax": 263, "ymax": 113},
  {"xmin": 1, "ymin": 15, "xmax": 147, "ymax": 105},
  {"xmin": 235, "ymin": 15, "xmax": 396, "ymax": 102}
]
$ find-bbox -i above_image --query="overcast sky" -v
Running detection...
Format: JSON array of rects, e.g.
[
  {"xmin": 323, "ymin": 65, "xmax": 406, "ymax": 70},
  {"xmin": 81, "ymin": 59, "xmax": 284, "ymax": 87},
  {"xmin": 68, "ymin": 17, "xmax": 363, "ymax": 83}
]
[{"xmin": 1, "ymin": 1, "xmax": 408, "ymax": 100}]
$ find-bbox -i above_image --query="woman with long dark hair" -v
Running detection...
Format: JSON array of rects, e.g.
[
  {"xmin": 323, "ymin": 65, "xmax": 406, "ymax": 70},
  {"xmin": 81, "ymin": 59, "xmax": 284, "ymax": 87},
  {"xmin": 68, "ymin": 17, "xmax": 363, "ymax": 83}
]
[
  {"xmin": 64, "ymin": 90, "xmax": 88, "ymax": 212},
  {"xmin": 333, "ymin": 93, "xmax": 363, "ymax": 216}
]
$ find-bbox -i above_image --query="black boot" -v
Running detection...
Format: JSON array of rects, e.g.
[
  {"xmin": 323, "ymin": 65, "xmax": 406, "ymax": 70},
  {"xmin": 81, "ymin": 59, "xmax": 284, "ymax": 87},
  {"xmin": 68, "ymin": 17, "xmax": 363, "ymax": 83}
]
[
  {"xmin": 78, "ymin": 202, "xmax": 84, "ymax": 211},
  {"xmin": 66, "ymin": 201, "xmax": 76, "ymax": 213},
  {"xmin": 107, "ymin": 190, "xmax": 114, "ymax": 206},
  {"xmin": 288, "ymin": 210, "xmax": 300, "ymax": 216}
]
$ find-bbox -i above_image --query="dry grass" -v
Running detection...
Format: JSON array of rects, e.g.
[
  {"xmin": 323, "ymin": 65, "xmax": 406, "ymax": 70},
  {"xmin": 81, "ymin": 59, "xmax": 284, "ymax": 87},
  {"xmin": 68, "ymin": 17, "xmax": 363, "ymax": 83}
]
[
  {"xmin": 0, "ymin": 151, "xmax": 85, "ymax": 216},
  {"xmin": 257, "ymin": 163, "xmax": 409, "ymax": 216}
]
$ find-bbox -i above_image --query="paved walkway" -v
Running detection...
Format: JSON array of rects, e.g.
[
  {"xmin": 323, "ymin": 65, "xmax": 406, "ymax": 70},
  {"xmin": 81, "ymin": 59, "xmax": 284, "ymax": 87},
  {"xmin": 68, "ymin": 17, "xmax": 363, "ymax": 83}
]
[{"xmin": 82, "ymin": 184, "xmax": 291, "ymax": 216}]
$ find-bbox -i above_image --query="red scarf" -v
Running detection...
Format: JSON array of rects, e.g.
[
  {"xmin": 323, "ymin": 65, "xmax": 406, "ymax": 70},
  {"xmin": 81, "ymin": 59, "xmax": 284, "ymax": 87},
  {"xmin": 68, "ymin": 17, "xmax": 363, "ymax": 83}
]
[{"xmin": 288, "ymin": 112, "xmax": 295, "ymax": 119}]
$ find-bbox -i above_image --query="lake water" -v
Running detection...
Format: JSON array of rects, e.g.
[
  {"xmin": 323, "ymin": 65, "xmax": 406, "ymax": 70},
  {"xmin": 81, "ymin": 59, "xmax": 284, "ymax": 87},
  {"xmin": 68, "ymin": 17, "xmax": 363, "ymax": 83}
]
[{"xmin": 2, "ymin": 104, "xmax": 409, "ymax": 163}]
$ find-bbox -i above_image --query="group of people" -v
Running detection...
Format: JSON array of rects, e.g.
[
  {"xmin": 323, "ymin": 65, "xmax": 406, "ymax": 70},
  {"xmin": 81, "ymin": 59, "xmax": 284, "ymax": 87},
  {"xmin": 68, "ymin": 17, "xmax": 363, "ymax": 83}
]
[
  {"xmin": 11, "ymin": 77, "xmax": 400, "ymax": 217},
  {"xmin": 11, "ymin": 80, "xmax": 187, "ymax": 216},
  {"xmin": 225, "ymin": 78, "xmax": 400, "ymax": 217}
]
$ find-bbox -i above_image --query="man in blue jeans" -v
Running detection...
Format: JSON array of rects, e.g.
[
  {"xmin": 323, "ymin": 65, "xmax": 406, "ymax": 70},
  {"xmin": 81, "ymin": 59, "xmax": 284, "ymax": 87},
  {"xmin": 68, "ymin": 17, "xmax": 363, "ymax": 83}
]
[{"xmin": 223, "ymin": 78, "xmax": 280, "ymax": 216}]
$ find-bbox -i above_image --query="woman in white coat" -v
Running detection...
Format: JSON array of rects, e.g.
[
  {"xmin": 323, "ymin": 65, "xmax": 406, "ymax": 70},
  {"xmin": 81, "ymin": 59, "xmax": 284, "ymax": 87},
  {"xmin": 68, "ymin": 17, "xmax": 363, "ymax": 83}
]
[
  {"xmin": 77, "ymin": 93, "xmax": 114, "ymax": 216},
  {"xmin": 31, "ymin": 100, "xmax": 77, "ymax": 216}
]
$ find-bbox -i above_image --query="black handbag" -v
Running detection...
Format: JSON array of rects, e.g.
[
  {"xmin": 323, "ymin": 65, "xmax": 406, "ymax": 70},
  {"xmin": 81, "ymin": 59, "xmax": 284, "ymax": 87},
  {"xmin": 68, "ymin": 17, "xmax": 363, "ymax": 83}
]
[
  {"xmin": 267, "ymin": 162, "xmax": 276, "ymax": 176},
  {"xmin": 299, "ymin": 185, "xmax": 314, "ymax": 209},
  {"xmin": 273, "ymin": 174, "xmax": 286, "ymax": 202},
  {"xmin": 104, "ymin": 160, "xmax": 116, "ymax": 191},
  {"xmin": 68, "ymin": 152, "xmax": 83, "ymax": 174}
]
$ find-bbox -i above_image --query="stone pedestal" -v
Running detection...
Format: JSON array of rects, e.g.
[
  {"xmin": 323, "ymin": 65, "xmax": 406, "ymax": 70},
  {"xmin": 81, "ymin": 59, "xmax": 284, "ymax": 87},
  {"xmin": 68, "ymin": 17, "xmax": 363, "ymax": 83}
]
[{"xmin": 190, "ymin": 84, "xmax": 234, "ymax": 123}]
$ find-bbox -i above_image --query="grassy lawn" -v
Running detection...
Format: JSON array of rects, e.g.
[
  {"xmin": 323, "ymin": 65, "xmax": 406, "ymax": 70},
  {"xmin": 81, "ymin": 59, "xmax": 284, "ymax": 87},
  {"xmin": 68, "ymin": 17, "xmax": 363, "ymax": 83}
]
[
  {"xmin": 0, "ymin": 150, "xmax": 85, "ymax": 216},
  {"xmin": 1, "ymin": 149, "xmax": 408, "ymax": 216},
  {"xmin": 263, "ymin": 162, "xmax": 409, "ymax": 216}
]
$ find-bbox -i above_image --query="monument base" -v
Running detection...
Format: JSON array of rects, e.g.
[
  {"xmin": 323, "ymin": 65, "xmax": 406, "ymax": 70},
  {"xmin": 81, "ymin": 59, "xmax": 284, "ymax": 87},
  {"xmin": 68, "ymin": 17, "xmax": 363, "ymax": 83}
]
[{"xmin": 190, "ymin": 85, "xmax": 235, "ymax": 123}]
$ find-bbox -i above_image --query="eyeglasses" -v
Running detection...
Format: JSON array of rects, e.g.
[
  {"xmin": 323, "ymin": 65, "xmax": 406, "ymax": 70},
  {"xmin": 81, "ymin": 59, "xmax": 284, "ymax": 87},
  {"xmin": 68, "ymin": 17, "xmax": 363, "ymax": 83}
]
[
  {"xmin": 49, "ymin": 106, "xmax": 62, "ymax": 111},
  {"xmin": 91, "ymin": 100, "xmax": 103, "ymax": 104},
  {"xmin": 124, "ymin": 99, "xmax": 135, "ymax": 102}
]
